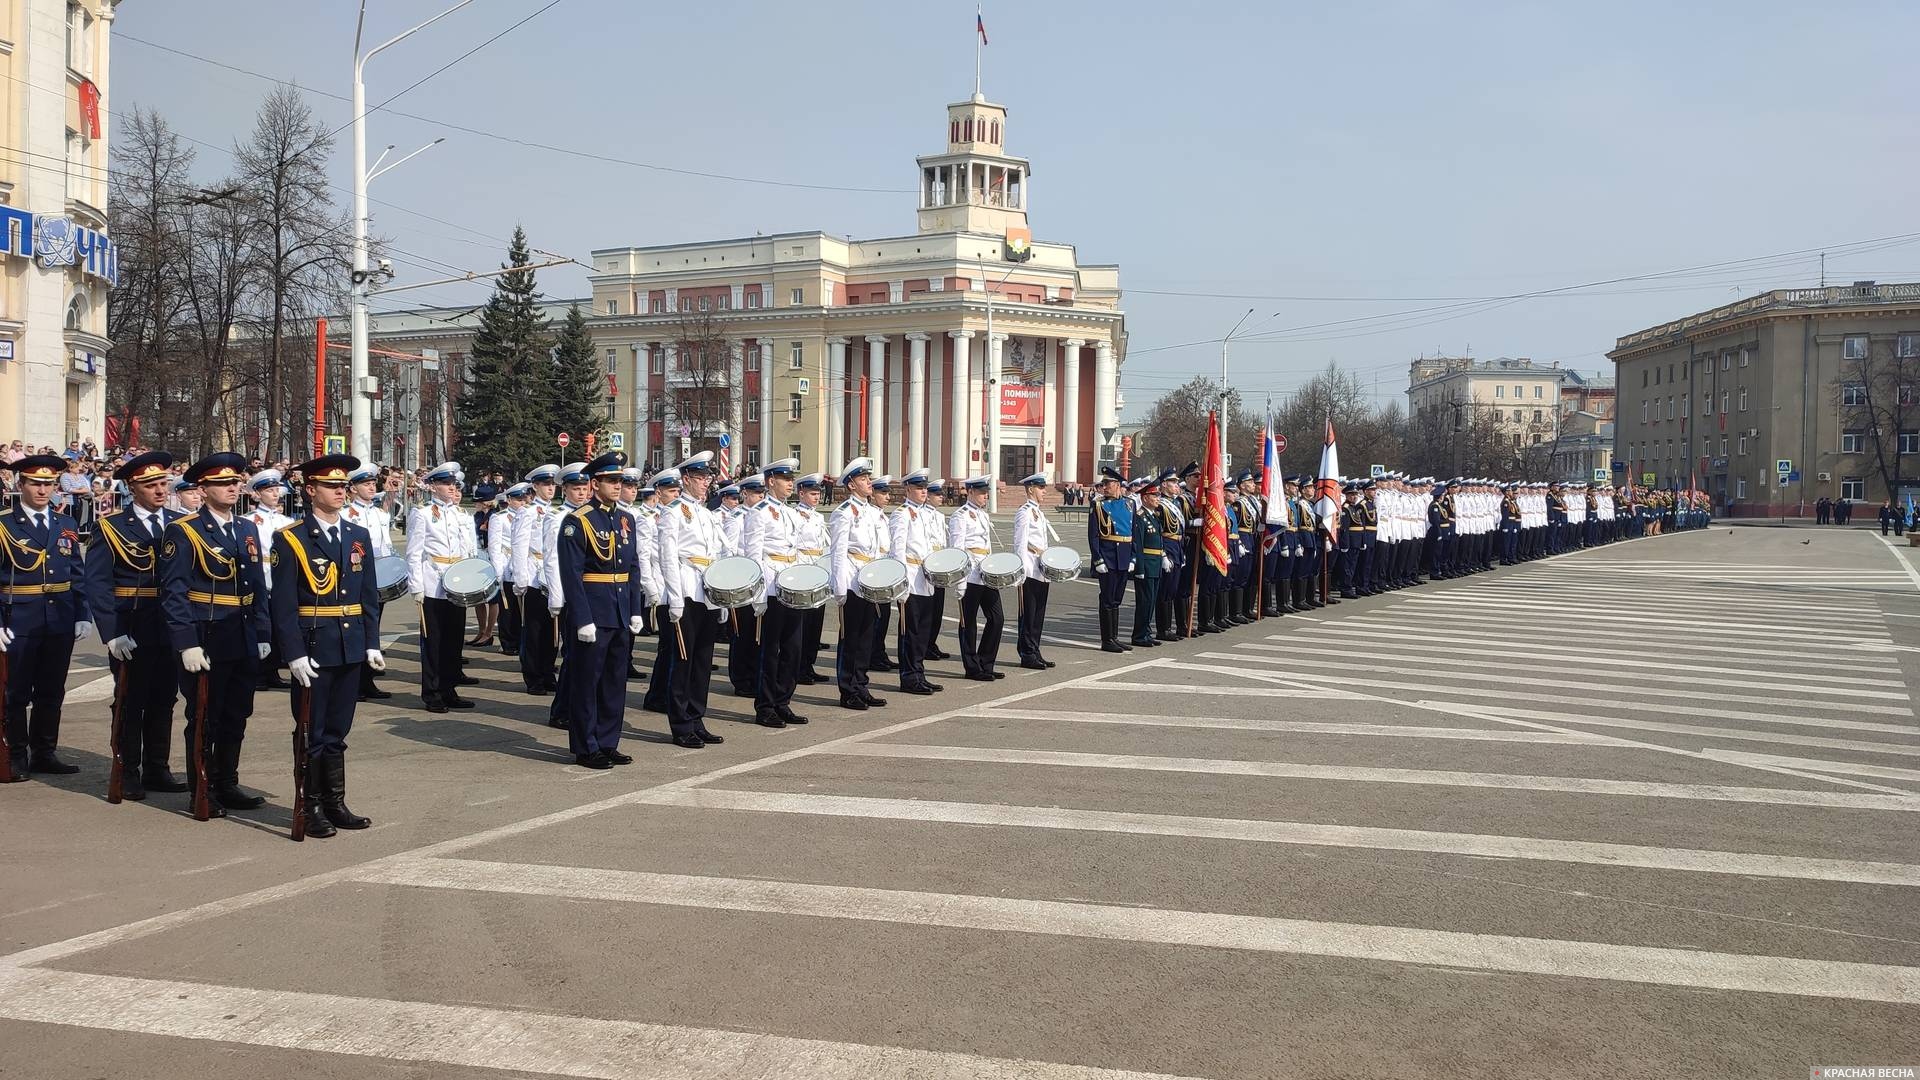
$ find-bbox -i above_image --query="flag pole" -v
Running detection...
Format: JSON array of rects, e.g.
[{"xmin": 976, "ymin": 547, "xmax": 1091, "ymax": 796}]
[{"xmin": 974, "ymin": 4, "xmax": 983, "ymax": 97}]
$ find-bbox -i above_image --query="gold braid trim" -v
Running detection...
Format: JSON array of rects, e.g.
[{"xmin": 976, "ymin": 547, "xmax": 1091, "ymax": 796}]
[
  {"xmin": 97, "ymin": 516, "xmax": 156, "ymax": 573},
  {"xmin": 571, "ymin": 505, "xmax": 617, "ymax": 561},
  {"xmin": 275, "ymin": 526, "xmax": 338, "ymax": 595},
  {"xmin": 176, "ymin": 521, "xmax": 237, "ymax": 582},
  {"xmin": 0, "ymin": 518, "xmax": 49, "ymax": 573}
]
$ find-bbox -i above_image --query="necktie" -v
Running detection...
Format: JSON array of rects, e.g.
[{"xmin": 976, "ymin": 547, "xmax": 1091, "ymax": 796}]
[
  {"xmin": 144, "ymin": 513, "xmax": 160, "ymax": 542},
  {"xmin": 326, "ymin": 526, "xmax": 339, "ymax": 556},
  {"xmin": 37, "ymin": 512, "xmax": 47, "ymax": 534}
]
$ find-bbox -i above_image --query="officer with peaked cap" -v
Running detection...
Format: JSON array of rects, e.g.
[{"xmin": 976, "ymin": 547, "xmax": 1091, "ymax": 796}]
[
  {"xmin": 658, "ymin": 450, "xmax": 732, "ymax": 747},
  {"xmin": 1, "ymin": 454, "xmax": 95, "ymax": 782},
  {"xmin": 1012, "ymin": 472, "xmax": 1059, "ymax": 669},
  {"xmin": 1088, "ymin": 465, "xmax": 1134, "ymax": 651},
  {"xmin": 790, "ymin": 471, "xmax": 832, "ymax": 683},
  {"xmin": 829, "ymin": 457, "xmax": 890, "ymax": 710},
  {"xmin": 170, "ymin": 475, "xmax": 203, "ymax": 515},
  {"xmin": 272, "ymin": 454, "xmax": 384, "ymax": 837},
  {"xmin": 405, "ymin": 461, "xmax": 478, "ymax": 714},
  {"xmin": 1151, "ymin": 470, "xmax": 1187, "ymax": 638},
  {"xmin": 541, "ymin": 462, "xmax": 593, "ymax": 729},
  {"xmin": 161, "ymin": 452, "xmax": 272, "ymax": 815},
  {"xmin": 556, "ymin": 452, "xmax": 643, "ymax": 768},
  {"xmin": 244, "ymin": 469, "xmax": 297, "ymax": 690},
  {"xmin": 83, "ymin": 451, "xmax": 184, "ymax": 797},
  {"xmin": 1165, "ymin": 463, "xmax": 1201, "ymax": 637}
]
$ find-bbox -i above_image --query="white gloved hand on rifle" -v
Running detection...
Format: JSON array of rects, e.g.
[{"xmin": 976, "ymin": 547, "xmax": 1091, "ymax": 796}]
[
  {"xmin": 74, "ymin": 620, "xmax": 94, "ymax": 642},
  {"xmin": 628, "ymin": 615, "xmax": 643, "ymax": 634},
  {"xmin": 256, "ymin": 642, "xmax": 271, "ymax": 661},
  {"xmin": 365, "ymin": 649, "xmax": 386, "ymax": 672},
  {"xmin": 181, "ymin": 646, "xmax": 210, "ymax": 673},
  {"xmin": 0, "ymin": 627, "xmax": 15, "ymax": 651},
  {"xmin": 107, "ymin": 635, "xmax": 137, "ymax": 661},
  {"xmin": 576, "ymin": 623, "xmax": 597, "ymax": 643},
  {"xmin": 287, "ymin": 656, "xmax": 318, "ymax": 688}
]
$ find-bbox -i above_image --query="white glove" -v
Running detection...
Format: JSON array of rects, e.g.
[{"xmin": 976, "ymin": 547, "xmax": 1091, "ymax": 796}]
[
  {"xmin": 515, "ymin": 584, "xmax": 527, "ymax": 596},
  {"xmin": 628, "ymin": 615, "xmax": 643, "ymax": 634},
  {"xmin": 549, "ymin": 600, "xmax": 563, "ymax": 615},
  {"xmin": 365, "ymin": 648, "xmax": 386, "ymax": 672},
  {"xmin": 752, "ymin": 600, "xmax": 767, "ymax": 617},
  {"xmin": 107, "ymin": 635, "xmax": 137, "ymax": 661},
  {"xmin": 181, "ymin": 646, "xmax": 210, "ymax": 673},
  {"xmin": 670, "ymin": 603, "xmax": 684, "ymax": 622},
  {"xmin": 257, "ymin": 642, "xmax": 271, "ymax": 661},
  {"xmin": 74, "ymin": 620, "xmax": 94, "ymax": 642},
  {"xmin": 1094, "ymin": 560, "xmax": 1108, "ymax": 575},
  {"xmin": 576, "ymin": 623, "xmax": 597, "ymax": 643},
  {"xmin": 0, "ymin": 626, "xmax": 15, "ymax": 650},
  {"xmin": 288, "ymin": 656, "xmax": 318, "ymax": 688}
]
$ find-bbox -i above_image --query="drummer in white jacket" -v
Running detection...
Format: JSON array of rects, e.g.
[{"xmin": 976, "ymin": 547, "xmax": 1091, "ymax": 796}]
[
  {"xmin": 489, "ymin": 483, "xmax": 529, "ymax": 659},
  {"xmin": 510, "ymin": 464, "xmax": 560, "ymax": 695},
  {"xmin": 948, "ymin": 475, "xmax": 1004, "ymax": 681},
  {"xmin": 638, "ymin": 469, "xmax": 680, "ymax": 714},
  {"xmin": 1011, "ymin": 472, "xmax": 1056, "ymax": 671},
  {"xmin": 742, "ymin": 458, "xmax": 806, "ymax": 727},
  {"xmin": 889, "ymin": 468, "xmax": 943, "ymax": 697},
  {"xmin": 404, "ymin": 462, "xmax": 477, "ymax": 713},
  {"xmin": 346, "ymin": 464, "xmax": 398, "ymax": 700},
  {"xmin": 657, "ymin": 452, "xmax": 731, "ymax": 748},
  {"xmin": 829, "ymin": 457, "xmax": 890, "ymax": 711}
]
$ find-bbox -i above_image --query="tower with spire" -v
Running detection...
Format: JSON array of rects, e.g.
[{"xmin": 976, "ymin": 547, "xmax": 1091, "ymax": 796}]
[{"xmin": 916, "ymin": 93, "xmax": 1030, "ymax": 238}]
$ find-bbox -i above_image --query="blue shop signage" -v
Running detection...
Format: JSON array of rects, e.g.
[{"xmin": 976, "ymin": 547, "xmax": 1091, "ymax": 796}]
[{"xmin": 0, "ymin": 205, "xmax": 118, "ymax": 286}]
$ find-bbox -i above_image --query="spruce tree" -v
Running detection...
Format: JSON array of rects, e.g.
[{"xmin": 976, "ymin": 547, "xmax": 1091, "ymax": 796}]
[
  {"xmin": 456, "ymin": 226, "xmax": 551, "ymax": 476},
  {"xmin": 547, "ymin": 303, "xmax": 609, "ymax": 455}
]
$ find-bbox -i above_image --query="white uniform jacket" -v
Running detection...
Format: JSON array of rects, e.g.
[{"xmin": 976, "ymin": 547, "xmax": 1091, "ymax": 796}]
[
  {"xmin": 744, "ymin": 497, "xmax": 801, "ymax": 599},
  {"xmin": 947, "ymin": 502, "xmax": 995, "ymax": 587},
  {"xmin": 1012, "ymin": 499, "xmax": 1054, "ymax": 582},
  {"xmin": 828, "ymin": 496, "xmax": 889, "ymax": 600},
  {"xmin": 889, "ymin": 501, "xmax": 938, "ymax": 598},
  {"xmin": 511, "ymin": 500, "xmax": 555, "ymax": 594},
  {"xmin": 659, "ymin": 494, "xmax": 732, "ymax": 617},
  {"xmin": 404, "ymin": 499, "xmax": 477, "ymax": 599}
]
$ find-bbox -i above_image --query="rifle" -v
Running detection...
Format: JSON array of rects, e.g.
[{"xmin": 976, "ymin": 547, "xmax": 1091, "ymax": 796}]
[
  {"xmin": 106, "ymin": 655, "xmax": 129, "ymax": 803},
  {"xmin": 0, "ymin": 631, "xmax": 11, "ymax": 784},
  {"xmin": 191, "ymin": 669, "xmax": 211, "ymax": 822},
  {"xmin": 290, "ymin": 681, "xmax": 311, "ymax": 842}
]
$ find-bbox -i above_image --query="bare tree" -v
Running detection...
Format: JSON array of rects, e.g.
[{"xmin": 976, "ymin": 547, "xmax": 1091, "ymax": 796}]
[
  {"xmin": 106, "ymin": 107, "xmax": 195, "ymax": 451},
  {"xmin": 1138, "ymin": 376, "xmax": 1259, "ymax": 475},
  {"xmin": 1835, "ymin": 336, "xmax": 1920, "ymax": 504},
  {"xmin": 1270, "ymin": 362, "xmax": 1403, "ymax": 476},
  {"xmin": 665, "ymin": 310, "xmax": 742, "ymax": 469},
  {"xmin": 231, "ymin": 86, "xmax": 350, "ymax": 460}
]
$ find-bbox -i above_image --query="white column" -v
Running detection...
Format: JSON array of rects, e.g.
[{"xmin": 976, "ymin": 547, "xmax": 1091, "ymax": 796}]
[
  {"xmin": 907, "ymin": 333, "xmax": 929, "ymax": 471},
  {"xmin": 758, "ymin": 339, "xmax": 774, "ymax": 466},
  {"xmin": 1061, "ymin": 339, "xmax": 1084, "ymax": 483},
  {"xmin": 727, "ymin": 340, "xmax": 745, "ymax": 472},
  {"xmin": 864, "ymin": 335, "xmax": 888, "ymax": 471},
  {"xmin": 1042, "ymin": 340, "xmax": 1057, "ymax": 480},
  {"xmin": 948, "ymin": 330, "xmax": 975, "ymax": 479},
  {"xmin": 928, "ymin": 335, "xmax": 946, "ymax": 479},
  {"xmin": 633, "ymin": 343, "xmax": 649, "ymax": 467},
  {"xmin": 986, "ymin": 333, "xmax": 1006, "ymax": 491},
  {"xmin": 1093, "ymin": 339, "xmax": 1117, "ymax": 470},
  {"xmin": 827, "ymin": 337, "xmax": 849, "ymax": 477}
]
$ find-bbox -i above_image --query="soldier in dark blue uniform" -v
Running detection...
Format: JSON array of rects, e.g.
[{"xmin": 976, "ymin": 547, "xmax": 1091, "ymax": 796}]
[
  {"xmin": 162, "ymin": 452, "xmax": 272, "ymax": 816},
  {"xmin": 1088, "ymin": 466, "xmax": 1134, "ymax": 652},
  {"xmin": 1130, "ymin": 482, "xmax": 1165, "ymax": 647},
  {"xmin": 1427, "ymin": 481, "xmax": 1454, "ymax": 578},
  {"xmin": 1500, "ymin": 482, "xmax": 1522, "ymax": 565},
  {"xmin": 272, "ymin": 455, "xmax": 383, "ymax": 837},
  {"xmin": 1164, "ymin": 463, "xmax": 1201, "ymax": 638},
  {"xmin": 1547, "ymin": 483, "xmax": 1568, "ymax": 555},
  {"xmin": 1153, "ymin": 470, "xmax": 1186, "ymax": 640},
  {"xmin": 84, "ymin": 451, "xmax": 185, "ymax": 798},
  {"xmin": 1, "ymin": 454, "xmax": 93, "ymax": 781},
  {"xmin": 558, "ymin": 452, "xmax": 643, "ymax": 769},
  {"xmin": 1340, "ymin": 482, "xmax": 1370, "ymax": 599}
]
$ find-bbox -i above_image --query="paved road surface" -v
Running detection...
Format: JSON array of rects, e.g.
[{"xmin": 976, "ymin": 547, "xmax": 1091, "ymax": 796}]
[{"xmin": 2, "ymin": 525, "xmax": 1917, "ymax": 1078}]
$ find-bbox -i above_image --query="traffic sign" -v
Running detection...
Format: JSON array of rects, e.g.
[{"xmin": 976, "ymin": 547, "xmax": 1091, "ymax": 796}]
[
  {"xmin": 679, "ymin": 435, "xmax": 691, "ymax": 458},
  {"xmin": 323, "ymin": 435, "xmax": 345, "ymax": 455},
  {"xmin": 1787, "ymin": 470, "xmax": 1801, "ymax": 482},
  {"xmin": 1641, "ymin": 472, "xmax": 1656, "ymax": 485},
  {"xmin": 557, "ymin": 432, "xmax": 571, "ymax": 449},
  {"xmin": 608, "ymin": 432, "xmax": 624, "ymax": 451},
  {"xmin": 1593, "ymin": 468, "xmax": 1607, "ymax": 483},
  {"xmin": 1775, "ymin": 458, "xmax": 1792, "ymax": 474},
  {"xmin": 1370, "ymin": 464, "xmax": 1386, "ymax": 478},
  {"xmin": 1273, "ymin": 433, "xmax": 1288, "ymax": 454}
]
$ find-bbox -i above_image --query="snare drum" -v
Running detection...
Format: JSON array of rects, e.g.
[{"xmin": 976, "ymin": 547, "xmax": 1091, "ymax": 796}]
[
  {"xmin": 978, "ymin": 551, "xmax": 1026, "ymax": 589},
  {"xmin": 1039, "ymin": 546, "xmax": 1083, "ymax": 583},
  {"xmin": 922, "ymin": 547, "xmax": 969, "ymax": 588},
  {"xmin": 702, "ymin": 555, "xmax": 765, "ymax": 609},
  {"xmin": 373, "ymin": 555, "xmax": 410, "ymax": 602},
  {"xmin": 440, "ymin": 557, "xmax": 499, "ymax": 607},
  {"xmin": 853, "ymin": 558, "xmax": 909, "ymax": 605},
  {"xmin": 774, "ymin": 563, "xmax": 831, "ymax": 610}
]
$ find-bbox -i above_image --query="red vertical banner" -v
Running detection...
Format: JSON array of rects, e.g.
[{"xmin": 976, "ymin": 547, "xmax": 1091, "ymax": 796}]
[
  {"xmin": 79, "ymin": 79, "xmax": 102, "ymax": 139},
  {"xmin": 1202, "ymin": 411, "xmax": 1230, "ymax": 573}
]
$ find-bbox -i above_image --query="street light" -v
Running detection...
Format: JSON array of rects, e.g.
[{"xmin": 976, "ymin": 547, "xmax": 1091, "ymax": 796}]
[
  {"xmin": 979, "ymin": 259, "xmax": 1022, "ymax": 513},
  {"xmin": 350, "ymin": 0, "xmax": 472, "ymax": 462}
]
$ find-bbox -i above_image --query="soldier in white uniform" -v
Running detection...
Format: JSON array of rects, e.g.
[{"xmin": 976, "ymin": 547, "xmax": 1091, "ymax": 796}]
[
  {"xmin": 489, "ymin": 483, "xmax": 529, "ymax": 658},
  {"xmin": 743, "ymin": 458, "xmax": 807, "ymax": 727},
  {"xmin": 657, "ymin": 451, "xmax": 730, "ymax": 748},
  {"xmin": 829, "ymin": 458, "xmax": 889, "ymax": 710},
  {"xmin": 949, "ymin": 475, "xmax": 1005, "ymax": 681},
  {"xmin": 889, "ymin": 468, "xmax": 942, "ymax": 697},
  {"xmin": 244, "ymin": 469, "xmax": 297, "ymax": 689},
  {"xmin": 405, "ymin": 461, "xmax": 477, "ymax": 713},
  {"xmin": 865, "ymin": 475, "xmax": 897, "ymax": 673},
  {"xmin": 639, "ymin": 470, "xmax": 681, "ymax": 713},
  {"xmin": 791, "ymin": 473, "xmax": 830, "ymax": 683},
  {"xmin": 511, "ymin": 464, "xmax": 561, "ymax": 695},
  {"xmin": 727, "ymin": 475, "xmax": 766, "ymax": 698},
  {"xmin": 1011, "ymin": 472, "xmax": 1057, "ymax": 670},
  {"xmin": 345, "ymin": 464, "xmax": 398, "ymax": 699},
  {"xmin": 540, "ymin": 463, "xmax": 591, "ymax": 728},
  {"xmin": 923, "ymin": 479, "xmax": 954, "ymax": 662}
]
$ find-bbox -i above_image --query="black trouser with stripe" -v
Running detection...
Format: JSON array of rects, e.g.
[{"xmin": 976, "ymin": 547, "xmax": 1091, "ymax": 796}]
[
  {"xmin": 418, "ymin": 597, "xmax": 465, "ymax": 706},
  {"xmin": 518, "ymin": 587, "xmax": 555, "ymax": 691},
  {"xmin": 958, "ymin": 583, "xmax": 1003, "ymax": 676},
  {"xmin": 668, "ymin": 603, "xmax": 718, "ymax": 736},
  {"xmin": 836, "ymin": 596, "xmax": 878, "ymax": 698},
  {"xmin": 728, "ymin": 606, "xmax": 759, "ymax": 695},
  {"xmin": 898, "ymin": 594, "xmax": 933, "ymax": 687},
  {"xmin": 5, "ymin": 627, "xmax": 75, "ymax": 759},
  {"xmin": 1016, "ymin": 578, "xmax": 1048, "ymax": 662},
  {"xmin": 756, "ymin": 600, "xmax": 803, "ymax": 715}
]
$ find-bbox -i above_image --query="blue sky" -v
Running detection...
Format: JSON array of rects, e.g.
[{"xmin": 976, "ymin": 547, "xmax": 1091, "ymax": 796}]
[{"xmin": 112, "ymin": 1, "xmax": 1920, "ymax": 423}]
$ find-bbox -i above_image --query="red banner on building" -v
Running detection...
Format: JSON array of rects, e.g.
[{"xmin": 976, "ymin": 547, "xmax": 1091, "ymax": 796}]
[
  {"xmin": 997, "ymin": 335, "xmax": 1047, "ymax": 427},
  {"xmin": 78, "ymin": 79, "xmax": 101, "ymax": 140}
]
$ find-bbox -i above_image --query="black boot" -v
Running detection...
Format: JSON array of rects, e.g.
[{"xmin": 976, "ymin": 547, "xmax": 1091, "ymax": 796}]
[
  {"xmin": 1157, "ymin": 598, "xmax": 1176, "ymax": 641},
  {"xmin": 1304, "ymin": 580, "xmax": 1326, "ymax": 609},
  {"xmin": 213, "ymin": 743, "xmax": 265, "ymax": 811},
  {"xmin": 1099, "ymin": 606, "xmax": 1125, "ymax": 653},
  {"xmin": 321, "ymin": 753, "xmax": 372, "ymax": 830},
  {"xmin": 302, "ymin": 756, "xmax": 336, "ymax": 839}
]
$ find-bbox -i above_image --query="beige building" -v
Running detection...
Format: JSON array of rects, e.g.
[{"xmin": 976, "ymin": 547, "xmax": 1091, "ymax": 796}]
[
  {"xmin": 1608, "ymin": 282, "xmax": 1920, "ymax": 513},
  {"xmin": 0, "ymin": 0, "xmax": 117, "ymax": 449},
  {"xmin": 1406, "ymin": 356, "xmax": 1564, "ymax": 455}
]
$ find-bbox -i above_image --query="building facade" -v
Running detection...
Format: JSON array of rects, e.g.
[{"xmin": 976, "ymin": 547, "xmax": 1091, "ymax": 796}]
[
  {"xmin": 586, "ymin": 92, "xmax": 1124, "ymax": 483},
  {"xmin": 0, "ymin": 0, "xmax": 117, "ymax": 449},
  {"xmin": 1608, "ymin": 282, "xmax": 1920, "ymax": 513}
]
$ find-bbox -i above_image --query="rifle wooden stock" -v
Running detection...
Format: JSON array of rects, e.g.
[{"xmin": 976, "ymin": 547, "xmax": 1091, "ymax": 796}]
[
  {"xmin": 106, "ymin": 656, "xmax": 129, "ymax": 804},
  {"xmin": 0, "ymin": 641, "xmax": 12, "ymax": 783},
  {"xmin": 290, "ymin": 682, "xmax": 311, "ymax": 842},
  {"xmin": 191, "ymin": 669, "xmax": 211, "ymax": 822}
]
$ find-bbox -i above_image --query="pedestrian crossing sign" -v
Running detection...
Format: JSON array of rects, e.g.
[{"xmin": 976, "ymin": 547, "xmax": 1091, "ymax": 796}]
[
  {"xmin": 608, "ymin": 433, "xmax": 624, "ymax": 451},
  {"xmin": 1593, "ymin": 469, "xmax": 1607, "ymax": 482}
]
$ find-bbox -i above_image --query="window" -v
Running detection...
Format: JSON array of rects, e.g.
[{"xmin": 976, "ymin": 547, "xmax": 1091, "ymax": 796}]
[
  {"xmin": 1511, "ymin": 409, "xmax": 1523, "ymax": 423},
  {"xmin": 1901, "ymin": 386, "xmax": 1916, "ymax": 407},
  {"xmin": 718, "ymin": 294, "xmax": 730, "ymax": 311},
  {"xmin": 605, "ymin": 349, "xmax": 617, "ymax": 373},
  {"xmin": 1701, "ymin": 392, "xmax": 1711, "ymax": 417},
  {"xmin": 1737, "ymin": 478, "xmax": 1748, "ymax": 499},
  {"xmin": 746, "ymin": 448, "xmax": 760, "ymax": 468},
  {"xmin": 1513, "ymin": 384, "xmax": 1523, "ymax": 398},
  {"xmin": 1654, "ymin": 368, "xmax": 1661, "ymax": 386},
  {"xmin": 1640, "ymin": 401, "xmax": 1649, "ymax": 423},
  {"xmin": 788, "ymin": 444, "xmax": 802, "ymax": 462},
  {"xmin": 1721, "ymin": 353, "xmax": 1730, "ymax": 371},
  {"xmin": 64, "ymin": 292, "xmax": 86, "ymax": 330},
  {"xmin": 1899, "ymin": 334, "xmax": 1919, "ymax": 359},
  {"xmin": 67, "ymin": 4, "xmax": 91, "ymax": 74},
  {"xmin": 790, "ymin": 288, "xmax": 804, "ymax": 306},
  {"xmin": 746, "ymin": 291, "xmax": 761, "ymax": 310},
  {"xmin": 1531, "ymin": 433, "xmax": 1543, "ymax": 445},
  {"xmin": 1642, "ymin": 370, "xmax": 1649, "ymax": 388},
  {"xmin": 1495, "ymin": 385, "xmax": 1506, "ymax": 399},
  {"xmin": 1668, "ymin": 364, "xmax": 1675, "ymax": 382},
  {"xmin": 1901, "ymin": 431, "xmax": 1920, "ymax": 455},
  {"xmin": 1532, "ymin": 409, "xmax": 1543, "ymax": 423},
  {"xmin": 698, "ymin": 296, "xmax": 710, "ymax": 312},
  {"xmin": 650, "ymin": 399, "xmax": 665, "ymax": 421},
  {"xmin": 1510, "ymin": 433, "xmax": 1521, "ymax": 447},
  {"xmin": 648, "ymin": 348, "xmax": 663, "ymax": 375},
  {"xmin": 1720, "ymin": 392, "xmax": 1729, "ymax": 415},
  {"xmin": 1738, "ymin": 387, "xmax": 1749, "ymax": 411},
  {"xmin": 651, "ymin": 298, "xmax": 665, "ymax": 314},
  {"xmin": 1841, "ymin": 430, "xmax": 1865, "ymax": 454},
  {"xmin": 606, "ymin": 298, "xmax": 618, "ymax": 315},
  {"xmin": 788, "ymin": 394, "xmax": 803, "ymax": 421},
  {"xmin": 789, "ymin": 341, "xmax": 804, "ymax": 370},
  {"xmin": 679, "ymin": 297, "xmax": 692, "ymax": 312},
  {"xmin": 1843, "ymin": 336, "xmax": 1868, "ymax": 361},
  {"xmin": 1739, "ymin": 348, "xmax": 1751, "ymax": 368},
  {"xmin": 1842, "ymin": 384, "xmax": 1868, "ymax": 407},
  {"xmin": 1533, "ymin": 385, "xmax": 1544, "ymax": 399},
  {"xmin": 1842, "ymin": 476, "xmax": 1865, "ymax": 501},
  {"xmin": 745, "ymin": 345, "xmax": 760, "ymax": 372},
  {"xmin": 746, "ymin": 399, "xmax": 760, "ymax": 423},
  {"xmin": 65, "ymin": 129, "xmax": 85, "ymax": 201},
  {"xmin": 1680, "ymin": 394, "xmax": 1688, "ymax": 417},
  {"xmin": 1666, "ymin": 395, "xmax": 1675, "ymax": 419},
  {"xmin": 1737, "ymin": 435, "xmax": 1747, "ymax": 455}
]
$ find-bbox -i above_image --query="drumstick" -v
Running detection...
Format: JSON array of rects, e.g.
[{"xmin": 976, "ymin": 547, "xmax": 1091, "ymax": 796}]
[{"xmin": 674, "ymin": 618, "xmax": 687, "ymax": 660}]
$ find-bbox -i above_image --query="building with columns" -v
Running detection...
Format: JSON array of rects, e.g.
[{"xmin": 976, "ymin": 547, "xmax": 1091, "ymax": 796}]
[
  {"xmin": 586, "ymin": 90, "xmax": 1125, "ymax": 483},
  {"xmin": 0, "ymin": 1, "xmax": 119, "ymax": 449}
]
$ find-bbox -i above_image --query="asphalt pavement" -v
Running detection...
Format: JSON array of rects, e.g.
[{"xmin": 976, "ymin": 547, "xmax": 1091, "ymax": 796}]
[{"xmin": 2, "ymin": 524, "xmax": 1917, "ymax": 1079}]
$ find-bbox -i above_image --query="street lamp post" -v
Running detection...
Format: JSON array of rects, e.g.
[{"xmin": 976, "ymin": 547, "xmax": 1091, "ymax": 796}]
[
  {"xmin": 980, "ymin": 260, "xmax": 1021, "ymax": 513},
  {"xmin": 350, "ymin": 0, "xmax": 472, "ymax": 462}
]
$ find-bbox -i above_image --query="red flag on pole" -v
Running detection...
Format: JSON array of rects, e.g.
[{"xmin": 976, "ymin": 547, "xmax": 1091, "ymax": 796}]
[{"xmin": 1201, "ymin": 411, "xmax": 1230, "ymax": 573}]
